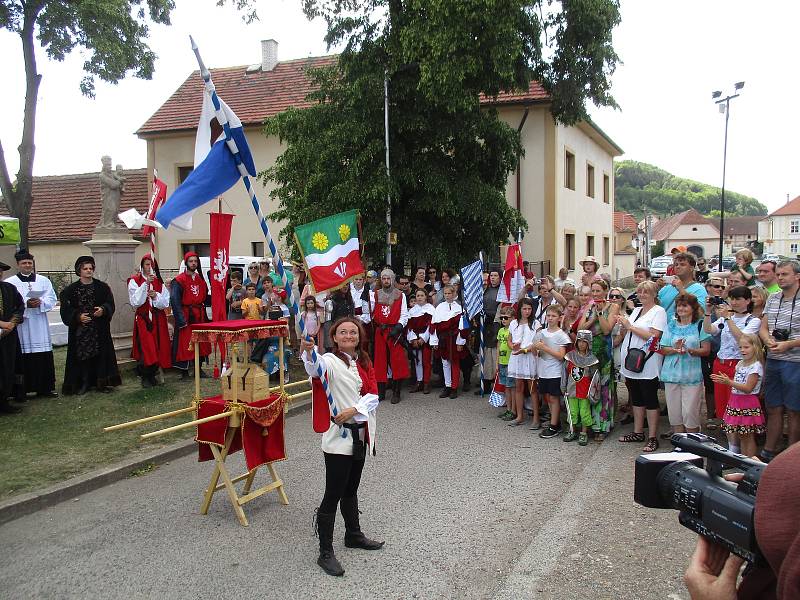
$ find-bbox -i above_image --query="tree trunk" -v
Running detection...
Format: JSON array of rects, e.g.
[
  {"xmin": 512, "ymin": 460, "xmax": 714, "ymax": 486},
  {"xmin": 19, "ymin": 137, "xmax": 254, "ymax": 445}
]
[{"xmin": 0, "ymin": 6, "xmax": 42, "ymax": 250}]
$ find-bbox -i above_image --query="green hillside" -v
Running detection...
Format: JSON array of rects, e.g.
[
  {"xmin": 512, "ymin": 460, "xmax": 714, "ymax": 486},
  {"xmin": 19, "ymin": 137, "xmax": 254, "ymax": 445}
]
[{"xmin": 614, "ymin": 160, "xmax": 767, "ymax": 219}]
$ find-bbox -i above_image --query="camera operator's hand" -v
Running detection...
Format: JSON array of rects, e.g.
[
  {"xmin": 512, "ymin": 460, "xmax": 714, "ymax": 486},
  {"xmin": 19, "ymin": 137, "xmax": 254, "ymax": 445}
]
[{"xmin": 684, "ymin": 536, "xmax": 744, "ymax": 600}]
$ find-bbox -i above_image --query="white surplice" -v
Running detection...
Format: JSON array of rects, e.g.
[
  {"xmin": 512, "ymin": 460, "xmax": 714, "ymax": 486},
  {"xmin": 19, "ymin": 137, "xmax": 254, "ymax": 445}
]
[{"xmin": 6, "ymin": 273, "xmax": 57, "ymax": 353}]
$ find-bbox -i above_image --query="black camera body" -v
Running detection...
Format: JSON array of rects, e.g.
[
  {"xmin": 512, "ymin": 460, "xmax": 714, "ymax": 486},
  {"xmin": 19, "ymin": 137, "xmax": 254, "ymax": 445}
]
[
  {"xmin": 634, "ymin": 433, "xmax": 766, "ymax": 564},
  {"xmin": 772, "ymin": 328, "xmax": 790, "ymax": 341},
  {"xmin": 708, "ymin": 296, "xmax": 727, "ymax": 306}
]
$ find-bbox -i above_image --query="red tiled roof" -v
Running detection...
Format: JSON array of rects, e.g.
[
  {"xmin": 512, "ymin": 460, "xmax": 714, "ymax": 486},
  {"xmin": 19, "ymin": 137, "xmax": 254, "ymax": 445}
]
[
  {"xmin": 138, "ymin": 54, "xmax": 550, "ymax": 136},
  {"xmin": 651, "ymin": 209, "xmax": 718, "ymax": 241},
  {"xmin": 769, "ymin": 195, "xmax": 800, "ymax": 217},
  {"xmin": 480, "ymin": 82, "xmax": 549, "ymax": 106},
  {"xmin": 0, "ymin": 169, "xmax": 149, "ymax": 242},
  {"xmin": 613, "ymin": 211, "xmax": 638, "ymax": 232},
  {"xmin": 137, "ymin": 55, "xmax": 338, "ymax": 136}
]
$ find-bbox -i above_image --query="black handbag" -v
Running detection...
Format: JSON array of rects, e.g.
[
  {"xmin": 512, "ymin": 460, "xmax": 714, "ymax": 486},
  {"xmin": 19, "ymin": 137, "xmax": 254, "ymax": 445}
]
[{"xmin": 624, "ymin": 309, "xmax": 656, "ymax": 373}]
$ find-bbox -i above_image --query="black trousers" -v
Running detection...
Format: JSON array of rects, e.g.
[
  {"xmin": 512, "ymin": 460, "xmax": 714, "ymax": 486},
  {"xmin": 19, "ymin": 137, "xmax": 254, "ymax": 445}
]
[{"xmin": 320, "ymin": 451, "xmax": 365, "ymax": 513}]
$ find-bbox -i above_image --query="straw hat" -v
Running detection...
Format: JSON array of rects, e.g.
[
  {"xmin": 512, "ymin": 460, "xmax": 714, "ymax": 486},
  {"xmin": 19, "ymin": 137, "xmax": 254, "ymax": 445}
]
[{"xmin": 579, "ymin": 256, "xmax": 599, "ymax": 269}]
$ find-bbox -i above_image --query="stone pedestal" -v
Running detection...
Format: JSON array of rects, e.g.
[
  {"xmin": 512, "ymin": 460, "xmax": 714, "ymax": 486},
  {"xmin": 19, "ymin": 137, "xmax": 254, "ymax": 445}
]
[{"xmin": 84, "ymin": 227, "xmax": 140, "ymax": 360}]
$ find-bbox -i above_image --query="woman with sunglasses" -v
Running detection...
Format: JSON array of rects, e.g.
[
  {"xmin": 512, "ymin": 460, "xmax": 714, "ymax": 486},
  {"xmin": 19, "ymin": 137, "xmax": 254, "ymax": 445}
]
[
  {"xmin": 608, "ymin": 287, "xmax": 627, "ymax": 419},
  {"xmin": 244, "ymin": 262, "xmax": 265, "ymax": 298},
  {"xmin": 701, "ymin": 277, "xmax": 726, "ymax": 427},
  {"xmin": 578, "ymin": 279, "xmax": 619, "ymax": 441}
]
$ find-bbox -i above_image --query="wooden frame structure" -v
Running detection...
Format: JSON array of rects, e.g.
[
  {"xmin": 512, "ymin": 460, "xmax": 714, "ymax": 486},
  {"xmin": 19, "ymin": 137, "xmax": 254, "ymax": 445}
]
[{"xmin": 105, "ymin": 319, "xmax": 311, "ymax": 527}]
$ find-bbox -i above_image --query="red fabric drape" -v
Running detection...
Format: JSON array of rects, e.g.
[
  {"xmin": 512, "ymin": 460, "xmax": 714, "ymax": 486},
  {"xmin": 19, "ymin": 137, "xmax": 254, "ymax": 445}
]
[{"xmin": 196, "ymin": 394, "xmax": 286, "ymax": 471}]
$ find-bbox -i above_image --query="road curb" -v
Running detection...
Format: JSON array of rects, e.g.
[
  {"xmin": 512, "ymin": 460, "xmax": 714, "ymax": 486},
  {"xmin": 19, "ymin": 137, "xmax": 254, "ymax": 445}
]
[{"xmin": 0, "ymin": 395, "xmax": 311, "ymax": 526}]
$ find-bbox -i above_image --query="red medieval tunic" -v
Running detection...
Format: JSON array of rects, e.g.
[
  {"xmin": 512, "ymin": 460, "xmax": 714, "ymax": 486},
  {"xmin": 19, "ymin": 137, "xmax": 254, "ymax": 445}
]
[
  {"xmin": 129, "ymin": 273, "xmax": 171, "ymax": 369},
  {"xmin": 406, "ymin": 303, "xmax": 434, "ymax": 383},
  {"xmin": 429, "ymin": 301, "xmax": 469, "ymax": 388},
  {"xmin": 170, "ymin": 271, "xmax": 211, "ymax": 364},
  {"xmin": 371, "ymin": 292, "xmax": 409, "ymax": 383}
]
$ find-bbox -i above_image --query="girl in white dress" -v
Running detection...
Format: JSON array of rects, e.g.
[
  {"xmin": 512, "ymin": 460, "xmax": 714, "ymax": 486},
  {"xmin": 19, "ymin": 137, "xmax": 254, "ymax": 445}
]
[{"xmin": 507, "ymin": 298, "xmax": 540, "ymax": 426}]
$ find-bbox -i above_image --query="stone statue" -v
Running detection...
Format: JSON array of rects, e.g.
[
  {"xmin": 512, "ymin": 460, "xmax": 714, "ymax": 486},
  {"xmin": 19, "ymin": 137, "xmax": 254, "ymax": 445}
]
[{"xmin": 98, "ymin": 155, "xmax": 125, "ymax": 228}]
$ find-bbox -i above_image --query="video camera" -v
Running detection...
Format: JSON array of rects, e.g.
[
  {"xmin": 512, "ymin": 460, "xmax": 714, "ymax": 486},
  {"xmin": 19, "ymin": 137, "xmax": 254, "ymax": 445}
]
[{"xmin": 634, "ymin": 433, "xmax": 766, "ymax": 565}]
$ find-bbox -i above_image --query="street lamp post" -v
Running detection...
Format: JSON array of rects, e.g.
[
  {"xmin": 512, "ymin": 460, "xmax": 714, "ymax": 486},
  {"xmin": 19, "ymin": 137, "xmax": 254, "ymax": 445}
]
[{"xmin": 712, "ymin": 82, "xmax": 744, "ymax": 271}]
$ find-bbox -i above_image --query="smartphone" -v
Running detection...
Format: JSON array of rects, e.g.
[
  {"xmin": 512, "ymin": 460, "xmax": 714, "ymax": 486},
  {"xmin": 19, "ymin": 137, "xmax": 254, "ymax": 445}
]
[{"xmin": 662, "ymin": 275, "xmax": 675, "ymax": 284}]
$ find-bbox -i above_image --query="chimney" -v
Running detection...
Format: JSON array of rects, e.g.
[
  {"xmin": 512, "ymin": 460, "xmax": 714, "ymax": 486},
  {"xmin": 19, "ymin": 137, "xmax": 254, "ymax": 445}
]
[{"xmin": 261, "ymin": 39, "xmax": 278, "ymax": 72}]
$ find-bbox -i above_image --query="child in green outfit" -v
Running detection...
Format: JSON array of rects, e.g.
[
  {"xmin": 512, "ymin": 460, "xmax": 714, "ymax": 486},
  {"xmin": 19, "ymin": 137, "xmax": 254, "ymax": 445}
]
[
  {"xmin": 496, "ymin": 308, "xmax": 515, "ymax": 420},
  {"xmin": 561, "ymin": 330, "xmax": 600, "ymax": 445}
]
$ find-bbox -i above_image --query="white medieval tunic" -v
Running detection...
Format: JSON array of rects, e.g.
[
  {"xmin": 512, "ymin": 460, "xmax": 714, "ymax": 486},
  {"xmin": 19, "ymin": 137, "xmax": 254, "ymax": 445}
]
[
  {"xmin": 6, "ymin": 272, "xmax": 58, "ymax": 394},
  {"xmin": 303, "ymin": 347, "xmax": 379, "ymax": 456}
]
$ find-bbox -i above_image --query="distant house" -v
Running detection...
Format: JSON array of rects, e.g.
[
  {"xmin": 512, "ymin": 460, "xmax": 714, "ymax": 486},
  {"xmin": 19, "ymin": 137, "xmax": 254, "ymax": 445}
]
[
  {"xmin": 650, "ymin": 209, "xmax": 719, "ymax": 258},
  {"xmin": 0, "ymin": 169, "xmax": 150, "ymax": 271},
  {"xmin": 714, "ymin": 216, "xmax": 761, "ymax": 255},
  {"xmin": 613, "ymin": 211, "xmax": 639, "ymax": 279},
  {"xmin": 759, "ymin": 195, "xmax": 800, "ymax": 258},
  {"xmin": 137, "ymin": 39, "xmax": 623, "ymax": 271}
]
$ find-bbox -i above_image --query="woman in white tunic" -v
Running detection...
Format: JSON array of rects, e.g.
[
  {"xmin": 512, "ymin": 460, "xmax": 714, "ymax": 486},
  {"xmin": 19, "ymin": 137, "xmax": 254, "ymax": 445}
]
[{"xmin": 301, "ymin": 316, "xmax": 384, "ymax": 577}]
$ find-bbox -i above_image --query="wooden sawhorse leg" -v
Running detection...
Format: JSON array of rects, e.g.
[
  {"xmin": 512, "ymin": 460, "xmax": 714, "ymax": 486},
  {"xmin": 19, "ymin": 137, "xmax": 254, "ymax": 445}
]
[{"xmin": 199, "ymin": 427, "xmax": 249, "ymax": 526}]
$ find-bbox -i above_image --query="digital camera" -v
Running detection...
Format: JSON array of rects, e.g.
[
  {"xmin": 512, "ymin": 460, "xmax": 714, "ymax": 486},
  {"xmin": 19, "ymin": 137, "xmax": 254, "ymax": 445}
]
[
  {"xmin": 772, "ymin": 328, "xmax": 790, "ymax": 342},
  {"xmin": 708, "ymin": 296, "xmax": 727, "ymax": 306},
  {"xmin": 634, "ymin": 433, "xmax": 765, "ymax": 564}
]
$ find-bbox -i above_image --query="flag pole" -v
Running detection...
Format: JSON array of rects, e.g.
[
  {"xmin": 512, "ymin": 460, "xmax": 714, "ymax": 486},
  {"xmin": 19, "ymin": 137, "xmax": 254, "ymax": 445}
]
[
  {"xmin": 150, "ymin": 169, "xmax": 159, "ymax": 258},
  {"xmin": 478, "ymin": 251, "xmax": 485, "ymax": 396},
  {"xmin": 189, "ymin": 36, "xmax": 344, "ymax": 433}
]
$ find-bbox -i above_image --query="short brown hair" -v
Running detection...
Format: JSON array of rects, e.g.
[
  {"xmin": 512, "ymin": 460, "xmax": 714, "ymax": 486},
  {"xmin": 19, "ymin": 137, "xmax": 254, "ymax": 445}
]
[
  {"xmin": 674, "ymin": 293, "xmax": 703, "ymax": 321},
  {"xmin": 674, "ymin": 252, "xmax": 697, "ymax": 267}
]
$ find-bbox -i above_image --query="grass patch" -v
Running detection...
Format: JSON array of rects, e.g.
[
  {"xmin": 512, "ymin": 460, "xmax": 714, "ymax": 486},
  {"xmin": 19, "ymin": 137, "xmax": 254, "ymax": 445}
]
[{"xmin": 0, "ymin": 347, "xmax": 307, "ymax": 500}]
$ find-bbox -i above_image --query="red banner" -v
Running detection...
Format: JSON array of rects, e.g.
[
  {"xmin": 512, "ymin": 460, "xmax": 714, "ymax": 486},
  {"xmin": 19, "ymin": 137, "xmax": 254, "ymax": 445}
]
[
  {"xmin": 143, "ymin": 176, "xmax": 167, "ymax": 237},
  {"xmin": 210, "ymin": 212, "xmax": 234, "ymax": 326}
]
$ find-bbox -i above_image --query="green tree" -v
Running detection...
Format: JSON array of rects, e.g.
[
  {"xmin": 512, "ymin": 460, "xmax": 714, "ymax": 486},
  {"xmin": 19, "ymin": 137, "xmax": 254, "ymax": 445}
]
[
  {"xmin": 0, "ymin": 0, "xmax": 255, "ymax": 247},
  {"xmin": 263, "ymin": 0, "xmax": 621, "ymax": 267}
]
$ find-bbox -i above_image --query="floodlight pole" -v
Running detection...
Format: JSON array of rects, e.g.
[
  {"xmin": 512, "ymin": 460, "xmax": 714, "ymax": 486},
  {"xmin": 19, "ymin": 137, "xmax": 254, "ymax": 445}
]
[{"xmin": 714, "ymin": 85, "xmax": 742, "ymax": 271}]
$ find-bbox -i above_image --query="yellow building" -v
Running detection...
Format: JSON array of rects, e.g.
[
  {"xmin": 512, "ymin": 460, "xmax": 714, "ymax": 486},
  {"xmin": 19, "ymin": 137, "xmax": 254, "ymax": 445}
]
[{"xmin": 138, "ymin": 40, "xmax": 623, "ymax": 274}]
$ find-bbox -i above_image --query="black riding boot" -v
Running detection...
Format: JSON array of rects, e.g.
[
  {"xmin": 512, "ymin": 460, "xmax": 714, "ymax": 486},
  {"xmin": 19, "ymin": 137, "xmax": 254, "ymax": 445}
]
[
  {"xmin": 377, "ymin": 382, "xmax": 386, "ymax": 402},
  {"xmin": 390, "ymin": 380, "xmax": 402, "ymax": 404},
  {"xmin": 340, "ymin": 496, "xmax": 385, "ymax": 550},
  {"xmin": 315, "ymin": 510, "xmax": 345, "ymax": 576}
]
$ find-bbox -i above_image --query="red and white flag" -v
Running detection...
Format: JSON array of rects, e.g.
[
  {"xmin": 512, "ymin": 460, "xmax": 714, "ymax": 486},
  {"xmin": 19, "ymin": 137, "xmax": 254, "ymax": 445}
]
[
  {"xmin": 142, "ymin": 176, "xmax": 167, "ymax": 237},
  {"xmin": 496, "ymin": 243, "xmax": 525, "ymax": 304},
  {"xmin": 209, "ymin": 212, "xmax": 234, "ymax": 324}
]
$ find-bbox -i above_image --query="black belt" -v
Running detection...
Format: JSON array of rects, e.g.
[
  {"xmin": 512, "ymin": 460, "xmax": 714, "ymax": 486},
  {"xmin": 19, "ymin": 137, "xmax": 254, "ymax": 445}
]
[{"xmin": 338, "ymin": 421, "xmax": 368, "ymax": 459}]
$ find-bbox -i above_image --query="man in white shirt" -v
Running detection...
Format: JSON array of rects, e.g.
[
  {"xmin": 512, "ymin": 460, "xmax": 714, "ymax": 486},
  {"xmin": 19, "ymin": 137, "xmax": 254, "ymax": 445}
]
[{"xmin": 6, "ymin": 249, "xmax": 58, "ymax": 398}]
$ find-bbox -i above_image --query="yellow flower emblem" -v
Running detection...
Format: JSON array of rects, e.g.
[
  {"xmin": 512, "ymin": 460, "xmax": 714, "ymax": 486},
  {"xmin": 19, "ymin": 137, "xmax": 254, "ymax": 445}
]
[
  {"xmin": 338, "ymin": 223, "xmax": 351, "ymax": 241},
  {"xmin": 312, "ymin": 231, "xmax": 329, "ymax": 251}
]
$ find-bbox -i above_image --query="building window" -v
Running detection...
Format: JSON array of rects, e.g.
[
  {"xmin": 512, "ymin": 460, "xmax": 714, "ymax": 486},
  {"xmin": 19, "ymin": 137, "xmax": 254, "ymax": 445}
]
[
  {"xmin": 564, "ymin": 150, "xmax": 575, "ymax": 190},
  {"xmin": 181, "ymin": 242, "xmax": 210, "ymax": 259},
  {"xmin": 792, "ymin": 243, "xmax": 799, "ymax": 254},
  {"xmin": 602, "ymin": 236, "xmax": 610, "ymax": 266},
  {"xmin": 791, "ymin": 220, "xmax": 799, "ymax": 234},
  {"xmin": 586, "ymin": 235, "xmax": 595, "ymax": 257},
  {"xmin": 251, "ymin": 242, "xmax": 264, "ymax": 256},
  {"xmin": 178, "ymin": 165, "xmax": 194, "ymax": 183},
  {"xmin": 565, "ymin": 233, "xmax": 575, "ymax": 270},
  {"xmin": 603, "ymin": 174, "xmax": 610, "ymax": 204},
  {"xmin": 586, "ymin": 163, "xmax": 595, "ymax": 198}
]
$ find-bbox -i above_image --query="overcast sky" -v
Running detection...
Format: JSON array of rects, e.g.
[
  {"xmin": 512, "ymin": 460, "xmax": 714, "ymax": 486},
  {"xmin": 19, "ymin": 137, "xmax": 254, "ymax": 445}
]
[{"xmin": 1, "ymin": 0, "xmax": 797, "ymax": 213}]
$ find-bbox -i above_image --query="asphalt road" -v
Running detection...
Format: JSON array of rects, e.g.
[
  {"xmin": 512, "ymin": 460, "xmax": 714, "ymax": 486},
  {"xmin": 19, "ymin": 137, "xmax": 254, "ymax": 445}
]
[{"xmin": 0, "ymin": 387, "xmax": 696, "ymax": 600}]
